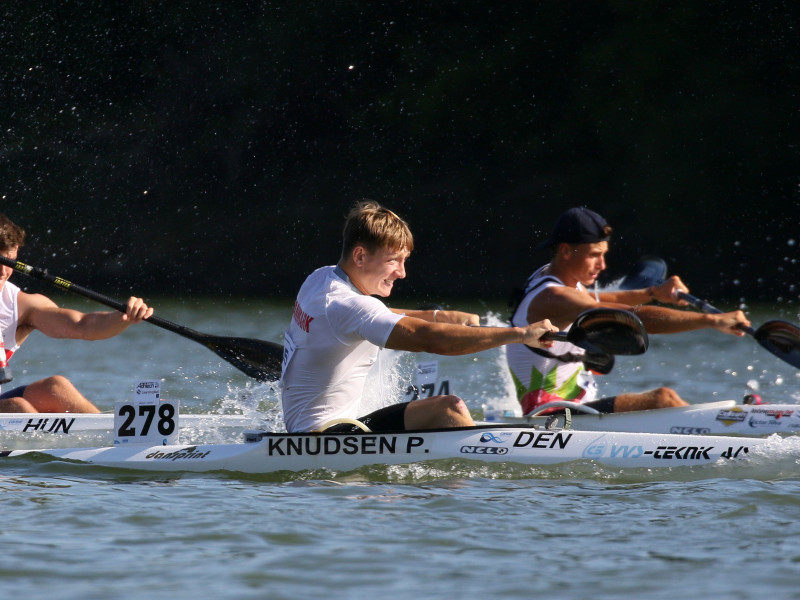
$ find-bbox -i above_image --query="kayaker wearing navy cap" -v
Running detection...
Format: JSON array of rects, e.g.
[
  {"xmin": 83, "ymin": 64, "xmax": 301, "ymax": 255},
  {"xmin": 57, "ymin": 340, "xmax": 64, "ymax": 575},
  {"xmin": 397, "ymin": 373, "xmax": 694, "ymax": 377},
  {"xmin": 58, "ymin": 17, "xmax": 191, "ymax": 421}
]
[
  {"xmin": 506, "ymin": 206, "xmax": 750, "ymax": 414},
  {"xmin": 535, "ymin": 207, "xmax": 612, "ymax": 250}
]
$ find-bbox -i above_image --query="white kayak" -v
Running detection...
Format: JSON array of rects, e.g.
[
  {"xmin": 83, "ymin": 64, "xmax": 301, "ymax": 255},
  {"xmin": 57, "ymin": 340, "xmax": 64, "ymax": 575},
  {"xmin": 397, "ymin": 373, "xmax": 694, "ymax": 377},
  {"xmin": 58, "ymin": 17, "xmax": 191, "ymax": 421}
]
[
  {"xmin": 0, "ymin": 424, "xmax": 789, "ymax": 474},
  {"xmin": 482, "ymin": 400, "xmax": 800, "ymax": 436},
  {"xmin": 2, "ymin": 399, "xmax": 797, "ymax": 441}
]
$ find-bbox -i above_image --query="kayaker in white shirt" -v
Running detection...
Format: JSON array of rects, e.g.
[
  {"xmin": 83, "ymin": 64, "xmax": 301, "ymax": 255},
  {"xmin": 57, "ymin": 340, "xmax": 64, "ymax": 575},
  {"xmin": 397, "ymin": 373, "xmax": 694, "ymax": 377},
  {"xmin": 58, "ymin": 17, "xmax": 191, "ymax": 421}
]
[{"xmin": 281, "ymin": 200, "xmax": 558, "ymax": 432}]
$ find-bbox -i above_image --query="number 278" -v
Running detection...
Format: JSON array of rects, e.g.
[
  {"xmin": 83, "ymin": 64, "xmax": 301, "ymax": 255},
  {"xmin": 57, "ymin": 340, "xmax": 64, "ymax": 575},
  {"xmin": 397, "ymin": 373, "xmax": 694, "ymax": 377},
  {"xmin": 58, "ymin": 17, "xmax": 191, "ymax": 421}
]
[{"xmin": 117, "ymin": 404, "xmax": 177, "ymax": 437}]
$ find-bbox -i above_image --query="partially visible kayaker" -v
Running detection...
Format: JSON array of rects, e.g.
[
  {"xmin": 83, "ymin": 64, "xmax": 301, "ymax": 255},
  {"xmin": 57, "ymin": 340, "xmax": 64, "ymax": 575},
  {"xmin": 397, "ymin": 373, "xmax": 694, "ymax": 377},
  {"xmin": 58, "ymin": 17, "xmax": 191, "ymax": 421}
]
[{"xmin": 0, "ymin": 213, "xmax": 154, "ymax": 413}]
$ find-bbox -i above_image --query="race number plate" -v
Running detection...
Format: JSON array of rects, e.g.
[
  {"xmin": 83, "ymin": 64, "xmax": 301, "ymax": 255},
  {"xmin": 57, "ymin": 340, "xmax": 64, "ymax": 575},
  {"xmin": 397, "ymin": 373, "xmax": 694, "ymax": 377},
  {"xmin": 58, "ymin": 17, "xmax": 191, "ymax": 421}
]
[
  {"xmin": 114, "ymin": 380, "xmax": 179, "ymax": 445},
  {"xmin": 404, "ymin": 361, "xmax": 451, "ymax": 401}
]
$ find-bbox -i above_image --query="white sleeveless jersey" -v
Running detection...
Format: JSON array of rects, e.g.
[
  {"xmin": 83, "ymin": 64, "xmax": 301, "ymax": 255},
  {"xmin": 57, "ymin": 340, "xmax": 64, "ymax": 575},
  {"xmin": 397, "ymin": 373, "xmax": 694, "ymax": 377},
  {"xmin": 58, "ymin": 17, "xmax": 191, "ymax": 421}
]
[
  {"xmin": 506, "ymin": 265, "xmax": 597, "ymax": 411},
  {"xmin": 280, "ymin": 266, "xmax": 403, "ymax": 432}
]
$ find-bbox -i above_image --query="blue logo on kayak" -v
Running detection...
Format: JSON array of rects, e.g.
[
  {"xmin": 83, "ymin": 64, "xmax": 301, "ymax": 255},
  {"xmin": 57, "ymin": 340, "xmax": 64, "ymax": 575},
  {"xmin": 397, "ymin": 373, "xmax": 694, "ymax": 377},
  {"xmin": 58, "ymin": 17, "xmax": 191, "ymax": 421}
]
[
  {"xmin": 480, "ymin": 432, "xmax": 504, "ymax": 443},
  {"xmin": 583, "ymin": 443, "xmax": 606, "ymax": 458},
  {"xmin": 583, "ymin": 435, "xmax": 607, "ymax": 458}
]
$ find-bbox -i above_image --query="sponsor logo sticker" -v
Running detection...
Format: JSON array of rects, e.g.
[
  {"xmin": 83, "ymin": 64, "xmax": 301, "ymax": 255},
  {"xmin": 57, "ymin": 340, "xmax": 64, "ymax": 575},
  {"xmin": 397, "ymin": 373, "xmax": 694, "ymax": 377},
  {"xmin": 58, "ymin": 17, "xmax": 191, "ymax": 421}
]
[
  {"xmin": 716, "ymin": 407, "xmax": 747, "ymax": 426},
  {"xmin": 460, "ymin": 446, "xmax": 509, "ymax": 455},
  {"xmin": 670, "ymin": 426, "xmax": 712, "ymax": 435}
]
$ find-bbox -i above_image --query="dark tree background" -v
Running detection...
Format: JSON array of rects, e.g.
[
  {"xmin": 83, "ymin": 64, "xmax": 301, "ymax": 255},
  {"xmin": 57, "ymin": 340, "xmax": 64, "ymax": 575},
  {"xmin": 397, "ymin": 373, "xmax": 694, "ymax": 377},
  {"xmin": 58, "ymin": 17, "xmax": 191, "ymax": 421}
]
[{"xmin": 2, "ymin": 1, "xmax": 797, "ymax": 307}]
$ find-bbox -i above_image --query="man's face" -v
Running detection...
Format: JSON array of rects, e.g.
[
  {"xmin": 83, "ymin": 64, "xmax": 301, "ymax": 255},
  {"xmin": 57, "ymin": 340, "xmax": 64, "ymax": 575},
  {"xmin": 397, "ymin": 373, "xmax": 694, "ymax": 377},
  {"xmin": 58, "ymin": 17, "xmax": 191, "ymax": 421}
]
[
  {"xmin": 562, "ymin": 241, "xmax": 608, "ymax": 286},
  {"xmin": 354, "ymin": 245, "xmax": 409, "ymax": 297},
  {"xmin": 0, "ymin": 245, "xmax": 17, "ymax": 290}
]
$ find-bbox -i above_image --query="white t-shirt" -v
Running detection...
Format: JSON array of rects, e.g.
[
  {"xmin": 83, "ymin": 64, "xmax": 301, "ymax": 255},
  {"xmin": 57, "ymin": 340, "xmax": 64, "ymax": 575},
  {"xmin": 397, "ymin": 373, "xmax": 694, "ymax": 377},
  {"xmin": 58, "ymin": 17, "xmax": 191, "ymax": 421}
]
[{"xmin": 280, "ymin": 266, "xmax": 404, "ymax": 432}]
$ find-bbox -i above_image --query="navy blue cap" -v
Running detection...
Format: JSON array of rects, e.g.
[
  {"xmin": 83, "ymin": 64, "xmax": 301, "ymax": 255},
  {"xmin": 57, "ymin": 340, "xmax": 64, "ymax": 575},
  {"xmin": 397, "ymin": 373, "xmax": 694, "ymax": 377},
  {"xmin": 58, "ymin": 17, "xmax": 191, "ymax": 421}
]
[{"xmin": 536, "ymin": 207, "xmax": 611, "ymax": 250}]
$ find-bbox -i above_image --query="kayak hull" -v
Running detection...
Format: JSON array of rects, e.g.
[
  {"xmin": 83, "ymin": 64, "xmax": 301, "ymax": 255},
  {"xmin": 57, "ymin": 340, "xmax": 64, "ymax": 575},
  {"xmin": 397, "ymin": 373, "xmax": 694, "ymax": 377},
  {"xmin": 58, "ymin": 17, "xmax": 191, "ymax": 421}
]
[{"xmin": 0, "ymin": 425, "xmax": 771, "ymax": 473}]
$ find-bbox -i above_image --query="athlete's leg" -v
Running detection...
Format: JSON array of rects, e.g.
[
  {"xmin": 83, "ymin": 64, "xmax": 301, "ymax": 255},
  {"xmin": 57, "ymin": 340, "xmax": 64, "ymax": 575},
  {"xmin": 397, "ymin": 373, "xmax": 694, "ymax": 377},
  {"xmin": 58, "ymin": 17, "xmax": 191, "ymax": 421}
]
[
  {"xmin": 21, "ymin": 375, "xmax": 101, "ymax": 413},
  {"xmin": 0, "ymin": 397, "xmax": 38, "ymax": 412},
  {"xmin": 606, "ymin": 387, "xmax": 688, "ymax": 412},
  {"xmin": 404, "ymin": 394, "xmax": 474, "ymax": 429}
]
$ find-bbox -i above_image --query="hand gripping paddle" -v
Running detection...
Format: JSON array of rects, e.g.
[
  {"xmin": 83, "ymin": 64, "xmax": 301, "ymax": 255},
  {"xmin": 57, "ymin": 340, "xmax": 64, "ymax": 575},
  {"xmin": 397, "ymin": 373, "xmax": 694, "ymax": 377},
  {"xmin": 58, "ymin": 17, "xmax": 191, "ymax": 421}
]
[
  {"xmin": 617, "ymin": 255, "xmax": 800, "ymax": 370},
  {"xmin": 678, "ymin": 292, "xmax": 800, "ymax": 370}
]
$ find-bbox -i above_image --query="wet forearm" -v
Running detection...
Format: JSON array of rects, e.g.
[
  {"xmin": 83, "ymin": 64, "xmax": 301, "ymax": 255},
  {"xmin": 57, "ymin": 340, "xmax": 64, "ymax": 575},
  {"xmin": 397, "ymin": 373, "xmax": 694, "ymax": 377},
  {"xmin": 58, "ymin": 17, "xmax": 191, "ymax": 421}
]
[
  {"xmin": 598, "ymin": 289, "xmax": 653, "ymax": 306},
  {"xmin": 70, "ymin": 311, "xmax": 132, "ymax": 341},
  {"xmin": 387, "ymin": 321, "xmax": 527, "ymax": 356},
  {"xmin": 633, "ymin": 305, "xmax": 714, "ymax": 334}
]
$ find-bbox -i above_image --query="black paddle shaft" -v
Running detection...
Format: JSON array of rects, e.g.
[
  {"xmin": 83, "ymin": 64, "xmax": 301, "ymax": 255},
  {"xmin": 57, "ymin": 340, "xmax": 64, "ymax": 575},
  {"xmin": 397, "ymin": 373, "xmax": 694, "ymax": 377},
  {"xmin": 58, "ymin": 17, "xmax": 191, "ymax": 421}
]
[{"xmin": 0, "ymin": 255, "xmax": 283, "ymax": 382}]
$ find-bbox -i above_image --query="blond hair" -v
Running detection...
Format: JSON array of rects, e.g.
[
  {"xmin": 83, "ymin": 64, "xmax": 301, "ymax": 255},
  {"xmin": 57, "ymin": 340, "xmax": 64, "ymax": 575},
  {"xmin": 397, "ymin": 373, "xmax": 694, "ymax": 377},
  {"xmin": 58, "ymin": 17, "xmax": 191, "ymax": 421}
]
[{"xmin": 341, "ymin": 200, "xmax": 414, "ymax": 257}]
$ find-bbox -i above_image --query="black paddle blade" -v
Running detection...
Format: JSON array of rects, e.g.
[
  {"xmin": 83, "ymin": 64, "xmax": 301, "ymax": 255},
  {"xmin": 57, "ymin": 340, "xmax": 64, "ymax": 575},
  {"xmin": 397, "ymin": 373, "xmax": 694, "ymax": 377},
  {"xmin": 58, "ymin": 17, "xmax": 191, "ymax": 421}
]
[
  {"xmin": 583, "ymin": 352, "xmax": 615, "ymax": 375},
  {"xmin": 204, "ymin": 336, "xmax": 284, "ymax": 382},
  {"xmin": 754, "ymin": 320, "xmax": 800, "ymax": 369},
  {"xmin": 619, "ymin": 256, "xmax": 668, "ymax": 290},
  {"xmin": 571, "ymin": 308, "xmax": 649, "ymax": 355}
]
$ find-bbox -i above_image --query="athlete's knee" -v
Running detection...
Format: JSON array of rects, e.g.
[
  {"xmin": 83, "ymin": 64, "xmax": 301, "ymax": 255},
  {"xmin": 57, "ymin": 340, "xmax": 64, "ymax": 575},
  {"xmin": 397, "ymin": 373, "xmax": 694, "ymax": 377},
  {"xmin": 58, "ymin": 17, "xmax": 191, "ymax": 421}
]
[
  {"xmin": 434, "ymin": 394, "xmax": 474, "ymax": 426},
  {"xmin": 35, "ymin": 375, "xmax": 76, "ymax": 394},
  {"xmin": 406, "ymin": 394, "xmax": 474, "ymax": 428},
  {"xmin": 651, "ymin": 387, "xmax": 687, "ymax": 408},
  {"xmin": 438, "ymin": 394, "xmax": 470, "ymax": 414},
  {"xmin": 47, "ymin": 374, "xmax": 74, "ymax": 388}
]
